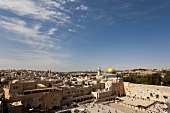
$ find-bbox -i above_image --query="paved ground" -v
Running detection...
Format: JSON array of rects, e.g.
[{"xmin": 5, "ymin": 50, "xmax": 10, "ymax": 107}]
[
  {"xmin": 73, "ymin": 103, "xmax": 123, "ymax": 113},
  {"xmin": 147, "ymin": 103, "xmax": 167, "ymax": 113},
  {"xmin": 121, "ymin": 97, "xmax": 154, "ymax": 107},
  {"xmin": 59, "ymin": 96, "xmax": 168, "ymax": 113},
  {"xmin": 120, "ymin": 96, "xmax": 168, "ymax": 113},
  {"xmin": 109, "ymin": 103, "xmax": 146, "ymax": 113},
  {"xmin": 72, "ymin": 102, "xmax": 146, "ymax": 113}
]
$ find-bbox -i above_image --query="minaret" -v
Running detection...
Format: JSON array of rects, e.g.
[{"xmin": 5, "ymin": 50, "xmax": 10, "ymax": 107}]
[
  {"xmin": 49, "ymin": 69, "xmax": 51, "ymax": 77},
  {"xmin": 97, "ymin": 67, "xmax": 101, "ymax": 76}
]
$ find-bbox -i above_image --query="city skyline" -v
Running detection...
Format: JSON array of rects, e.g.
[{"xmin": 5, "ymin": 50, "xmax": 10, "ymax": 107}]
[{"xmin": 0, "ymin": 0, "xmax": 170, "ymax": 71}]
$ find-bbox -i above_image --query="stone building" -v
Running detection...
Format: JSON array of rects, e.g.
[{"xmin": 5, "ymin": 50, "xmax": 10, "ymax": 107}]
[
  {"xmin": 1, "ymin": 67, "xmax": 126, "ymax": 112},
  {"xmin": 92, "ymin": 67, "xmax": 126, "ymax": 102},
  {"xmin": 3, "ymin": 80, "xmax": 62, "ymax": 112},
  {"xmin": 60, "ymin": 85, "xmax": 93, "ymax": 105}
]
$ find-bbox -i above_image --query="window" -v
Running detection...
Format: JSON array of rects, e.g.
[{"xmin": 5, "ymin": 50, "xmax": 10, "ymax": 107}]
[
  {"xmin": 27, "ymin": 85, "xmax": 32, "ymax": 89},
  {"xmin": 13, "ymin": 86, "xmax": 18, "ymax": 89}
]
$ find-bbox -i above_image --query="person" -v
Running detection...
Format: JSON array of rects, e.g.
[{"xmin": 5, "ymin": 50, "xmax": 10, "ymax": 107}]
[{"xmin": 108, "ymin": 110, "xmax": 111, "ymax": 113}]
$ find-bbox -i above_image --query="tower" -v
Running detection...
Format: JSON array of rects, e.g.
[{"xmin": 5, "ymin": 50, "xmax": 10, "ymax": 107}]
[{"xmin": 97, "ymin": 67, "xmax": 101, "ymax": 76}]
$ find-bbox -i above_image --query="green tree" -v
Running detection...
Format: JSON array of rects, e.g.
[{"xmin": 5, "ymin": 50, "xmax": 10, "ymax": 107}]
[
  {"xmin": 147, "ymin": 74, "xmax": 162, "ymax": 85},
  {"xmin": 162, "ymin": 71, "xmax": 170, "ymax": 86},
  {"xmin": 155, "ymin": 74, "xmax": 162, "ymax": 85}
]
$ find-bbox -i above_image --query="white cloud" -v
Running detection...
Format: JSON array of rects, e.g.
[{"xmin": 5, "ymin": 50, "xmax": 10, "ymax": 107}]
[
  {"xmin": 0, "ymin": 16, "xmax": 57, "ymax": 49},
  {"xmin": 0, "ymin": 15, "xmax": 26, "ymax": 26},
  {"xmin": 0, "ymin": 0, "xmax": 75, "ymax": 50},
  {"xmin": 0, "ymin": 0, "xmax": 69, "ymax": 22},
  {"xmin": 76, "ymin": 5, "xmax": 88, "ymax": 11},
  {"xmin": 0, "ymin": 0, "xmax": 89, "ymax": 70},
  {"xmin": 68, "ymin": 29, "xmax": 76, "ymax": 32},
  {"xmin": 48, "ymin": 28, "xmax": 58, "ymax": 35},
  {"xmin": 33, "ymin": 24, "xmax": 42, "ymax": 31},
  {"xmin": 0, "ymin": 0, "xmax": 86, "ymax": 55},
  {"xmin": 69, "ymin": 0, "xmax": 77, "ymax": 2}
]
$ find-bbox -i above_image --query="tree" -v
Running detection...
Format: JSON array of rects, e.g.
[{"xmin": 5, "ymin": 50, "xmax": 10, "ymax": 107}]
[
  {"xmin": 147, "ymin": 74, "xmax": 162, "ymax": 85},
  {"xmin": 147, "ymin": 75, "xmax": 153, "ymax": 85},
  {"xmin": 162, "ymin": 71, "xmax": 170, "ymax": 86},
  {"xmin": 155, "ymin": 74, "xmax": 162, "ymax": 85},
  {"xmin": 123, "ymin": 73, "xmax": 162, "ymax": 86}
]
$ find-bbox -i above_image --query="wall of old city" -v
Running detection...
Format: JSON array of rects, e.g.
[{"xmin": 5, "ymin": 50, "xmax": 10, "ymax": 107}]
[
  {"xmin": 62, "ymin": 87, "xmax": 91, "ymax": 98},
  {"xmin": 124, "ymin": 82, "xmax": 170, "ymax": 102}
]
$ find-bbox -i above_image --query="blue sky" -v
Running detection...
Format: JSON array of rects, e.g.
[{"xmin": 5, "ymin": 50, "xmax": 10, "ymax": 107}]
[{"xmin": 0, "ymin": 0, "xmax": 170, "ymax": 71}]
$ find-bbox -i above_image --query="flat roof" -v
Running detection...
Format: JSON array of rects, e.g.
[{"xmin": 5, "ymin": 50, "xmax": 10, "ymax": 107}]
[{"xmin": 24, "ymin": 88, "xmax": 56, "ymax": 92}]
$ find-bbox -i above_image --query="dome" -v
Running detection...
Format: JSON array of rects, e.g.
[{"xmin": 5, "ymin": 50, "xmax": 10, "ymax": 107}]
[
  {"xmin": 12, "ymin": 80, "xmax": 20, "ymax": 83},
  {"xmin": 1, "ymin": 78, "xmax": 7, "ymax": 83},
  {"xmin": 107, "ymin": 67, "xmax": 116, "ymax": 73}
]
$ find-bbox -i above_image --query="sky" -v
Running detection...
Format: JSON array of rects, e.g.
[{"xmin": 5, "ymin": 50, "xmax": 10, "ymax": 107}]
[{"xmin": 0, "ymin": 0, "xmax": 170, "ymax": 71}]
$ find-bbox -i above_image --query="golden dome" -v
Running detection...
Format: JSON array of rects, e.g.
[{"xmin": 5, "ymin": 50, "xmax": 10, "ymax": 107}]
[{"xmin": 107, "ymin": 67, "xmax": 116, "ymax": 73}]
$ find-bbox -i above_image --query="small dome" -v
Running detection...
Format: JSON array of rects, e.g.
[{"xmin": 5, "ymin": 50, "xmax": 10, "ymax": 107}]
[
  {"xmin": 1, "ymin": 78, "xmax": 7, "ymax": 83},
  {"xmin": 107, "ymin": 67, "xmax": 116, "ymax": 73},
  {"xmin": 12, "ymin": 80, "xmax": 20, "ymax": 83}
]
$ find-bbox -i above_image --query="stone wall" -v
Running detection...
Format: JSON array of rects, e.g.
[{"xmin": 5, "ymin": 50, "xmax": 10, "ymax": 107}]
[{"xmin": 124, "ymin": 82, "xmax": 170, "ymax": 102}]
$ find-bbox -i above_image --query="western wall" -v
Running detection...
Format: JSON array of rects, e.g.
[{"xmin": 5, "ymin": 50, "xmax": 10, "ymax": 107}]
[{"xmin": 124, "ymin": 82, "xmax": 170, "ymax": 102}]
